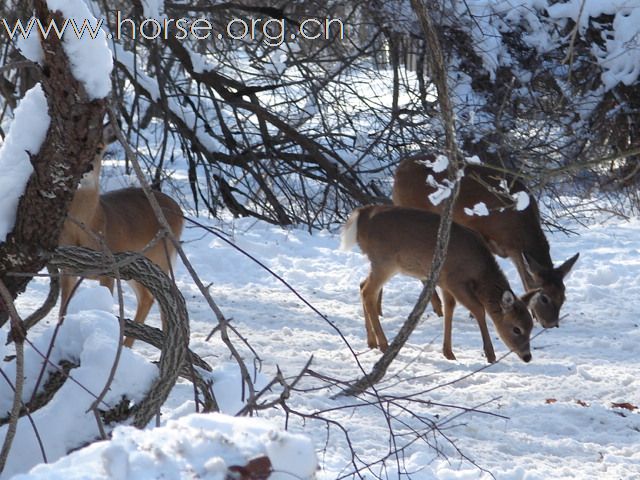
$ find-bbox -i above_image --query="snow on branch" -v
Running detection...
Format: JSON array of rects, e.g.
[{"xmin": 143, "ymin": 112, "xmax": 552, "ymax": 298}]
[
  {"xmin": 418, "ymin": 154, "xmax": 449, "ymax": 172},
  {"xmin": 45, "ymin": 0, "xmax": 113, "ymax": 99},
  {"xmin": 0, "ymin": 85, "xmax": 50, "ymax": 242},
  {"xmin": 455, "ymin": 0, "xmax": 640, "ymax": 91},
  {"xmin": 512, "ymin": 190, "xmax": 530, "ymax": 211},
  {"xmin": 426, "ymin": 169, "xmax": 465, "ymax": 206},
  {"xmin": 464, "ymin": 201, "xmax": 490, "ymax": 216},
  {"xmin": 548, "ymin": 0, "xmax": 640, "ymax": 90}
]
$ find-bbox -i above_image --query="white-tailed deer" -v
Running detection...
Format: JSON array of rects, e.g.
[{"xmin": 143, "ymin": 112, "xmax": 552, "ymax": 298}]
[
  {"xmin": 392, "ymin": 155, "xmax": 579, "ymax": 328},
  {"xmin": 341, "ymin": 205, "xmax": 537, "ymax": 363},
  {"xmin": 58, "ymin": 124, "xmax": 184, "ymax": 347}
]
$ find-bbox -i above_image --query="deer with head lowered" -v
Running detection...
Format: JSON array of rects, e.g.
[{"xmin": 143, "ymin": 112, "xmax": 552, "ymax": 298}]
[
  {"xmin": 341, "ymin": 205, "xmax": 537, "ymax": 363},
  {"xmin": 392, "ymin": 155, "xmax": 579, "ymax": 328},
  {"xmin": 58, "ymin": 124, "xmax": 184, "ymax": 347}
]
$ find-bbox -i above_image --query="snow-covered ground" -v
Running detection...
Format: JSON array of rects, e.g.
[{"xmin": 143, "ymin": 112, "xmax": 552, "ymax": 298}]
[{"xmin": 4, "ymin": 181, "xmax": 639, "ymax": 478}]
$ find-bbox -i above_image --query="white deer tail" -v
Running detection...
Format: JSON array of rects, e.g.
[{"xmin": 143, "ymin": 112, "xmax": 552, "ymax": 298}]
[{"xmin": 340, "ymin": 209, "xmax": 360, "ymax": 251}]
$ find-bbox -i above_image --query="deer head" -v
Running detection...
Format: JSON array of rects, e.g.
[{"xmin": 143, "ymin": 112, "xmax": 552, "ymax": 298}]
[{"xmin": 523, "ymin": 252, "xmax": 579, "ymax": 328}]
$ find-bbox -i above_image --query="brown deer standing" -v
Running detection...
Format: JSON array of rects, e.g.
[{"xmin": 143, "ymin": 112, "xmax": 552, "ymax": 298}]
[
  {"xmin": 392, "ymin": 155, "xmax": 579, "ymax": 328},
  {"xmin": 58, "ymin": 124, "xmax": 184, "ymax": 347},
  {"xmin": 341, "ymin": 205, "xmax": 537, "ymax": 363}
]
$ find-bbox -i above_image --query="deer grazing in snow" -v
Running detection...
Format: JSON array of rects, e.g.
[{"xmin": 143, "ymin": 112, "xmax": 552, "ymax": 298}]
[
  {"xmin": 58, "ymin": 124, "xmax": 184, "ymax": 347},
  {"xmin": 341, "ymin": 205, "xmax": 537, "ymax": 363},
  {"xmin": 392, "ymin": 155, "xmax": 579, "ymax": 328}
]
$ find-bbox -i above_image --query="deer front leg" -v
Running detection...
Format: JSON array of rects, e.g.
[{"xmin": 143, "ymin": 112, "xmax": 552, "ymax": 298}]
[
  {"xmin": 360, "ymin": 271, "xmax": 389, "ymax": 352},
  {"xmin": 473, "ymin": 308, "xmax": 496, "ymax": 363},
  {"xmin": 441, "ymin": 290, "xmax": 457, "ymax": 361},
  {"xmin": 452, "ymin": 286, "xmax": 496, "ymax": 363}
]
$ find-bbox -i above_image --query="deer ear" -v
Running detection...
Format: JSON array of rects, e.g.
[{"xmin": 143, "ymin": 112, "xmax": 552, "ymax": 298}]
[
  {"xmin": 523, "ymin": 252, "xmax": 545, "ymax": 277},
  {"xmin": 102, "ymin": 122, "xmax": 118, "ymax": 145},
  {"xmin": 501, "ymin": 290, "xmax": 516, "ymax": 311},
  {"xmin": 556, "ymin": 252, "xmax": 579, "ymax": 279},
  {"xmin": 520, "ymin": 288, "xmax": 542, "ymax": 306}
]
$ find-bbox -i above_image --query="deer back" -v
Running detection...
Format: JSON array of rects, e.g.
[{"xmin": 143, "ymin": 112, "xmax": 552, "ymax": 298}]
[
  {"xmin": 355, "ymin": 205, "xmax": 507, "ymax": 295},
  {"xmin": 392, "ymin": 155, "xmax": 550, "ymax": 264},
  {"xmin": 99, "ymin": 187, "xmax": 184, "ymax": 255}
]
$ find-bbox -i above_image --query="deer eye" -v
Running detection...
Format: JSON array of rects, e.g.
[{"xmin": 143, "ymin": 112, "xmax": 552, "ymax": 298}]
[
  {"xmin": 540, "ymin": 294, "xmax": 550, "ymax": 305},
  {"xmin": 513, "ymin": 327, "xmax": 523, "ymax": 336}
]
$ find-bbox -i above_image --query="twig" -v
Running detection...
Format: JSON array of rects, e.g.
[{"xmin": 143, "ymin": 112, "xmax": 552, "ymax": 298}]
[
  {"xmin": 0, "ymin": 279, "xmax": 26, "ymax": 473},
  {"xmin": 0, "ymin": 369, "xmax": 47, "ymax": 464}
]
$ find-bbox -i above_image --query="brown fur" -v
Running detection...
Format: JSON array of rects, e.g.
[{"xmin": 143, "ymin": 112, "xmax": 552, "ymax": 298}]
[
  {"xmin": 342, "ymin": 205, "xmax": 535, "ymax": 363},
  {"xmin": 392, "ymin": 156, "xmax": 579, "ymax": 327}
]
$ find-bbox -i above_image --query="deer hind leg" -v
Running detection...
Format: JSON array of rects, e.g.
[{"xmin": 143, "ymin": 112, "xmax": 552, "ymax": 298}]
[
  {"xmin": 452, "ymin": 285, "xmax": 496, "ymax": 363},
  {"xmin": 360, "ymin": 266, "xmax": 393, "ymax": 352},
  {"xmin": 361, "ymin": 280, "xmax": 383, "ymax": 318},
  {"xmin": 123, "ymin": 281, "xmax": 155, "ymax": 348},
  {"xmin": 441, "ymin": 290, "xmax": 457, "ymax": 360}
]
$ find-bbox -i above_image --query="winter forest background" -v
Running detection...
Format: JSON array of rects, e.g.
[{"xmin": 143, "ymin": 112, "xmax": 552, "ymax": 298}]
[{"xmin": 0, "ymin": 0, "xmax": 639, "ymax": 479}]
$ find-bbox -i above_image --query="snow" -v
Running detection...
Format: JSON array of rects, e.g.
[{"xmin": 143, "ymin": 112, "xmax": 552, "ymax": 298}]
[
  {"xmin": 426, "ymin": 170, "xmax": 465, "ymax": 206},
  {"xmin": 546, "ymin": 0, "xmax": 640, "ymax": 90},
  {"xmin": 45, "ymin": 0, "xmax": 112, "ymax": 99},
  {"xmin": 512, "ymin": 190, "xmax": 531, "ymax": 211},
  {"xmin": 189, "ymin": 50, "xmax": 218, "ymax": 74},
  {"xmin": 426, "ymin": 174, "xmax": 453, "ymax": 206},
  {"xmin": 0, "ymin": 287, "xmax": 158, "ymax": 478},
  {"xmin": 1, "ymin": 3, "xmax": 640, "ymax": 474},
  {"xmin": 13, "ymin": 413, "xmax": 317, "ymax": 480},
  {"xmin": 110, "ymin": 43, "xmax": 225, "ymax": 153},
  {"xmin": 140, "ymin": 0, "xmax": 165, "ymax": 21},
  {"xmin": 419, "ymin": 154, "xmax": 449, "ymax": 173},
  {"xmin": 453, "ymin": 1, "xmax": 512, "ymax": 79},
  {"xmin": 451, "ymin": 0, "xmax": 640, "ymax": 91},
  {"xmin": 0, "ymin": 85, "xmax": 50, "ymax": 242},
  {"xmin": 16, "ymin": 33, "xmax": 43, "ymax": 65},
  {"xmin": 464, "ymin": 201, "xmax": 490, "ymax": 216}
]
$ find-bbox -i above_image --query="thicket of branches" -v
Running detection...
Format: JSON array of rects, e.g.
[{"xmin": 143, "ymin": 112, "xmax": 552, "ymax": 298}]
[{"xmin": 2, "ymin": 0, "xmax": 638, "ymax": 229}]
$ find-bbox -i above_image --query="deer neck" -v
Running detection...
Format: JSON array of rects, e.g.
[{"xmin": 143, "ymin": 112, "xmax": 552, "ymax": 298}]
[
  {"xmin": 520, "ymin": 202, "xmax": 553, "ymax": 268},
  {"xmin": 522, "ymin": 224, "xmax": 553, "ymax": 269},
  {"xmin": 68, "ymin": 185, "xmax": 100, "ymax": 222}
]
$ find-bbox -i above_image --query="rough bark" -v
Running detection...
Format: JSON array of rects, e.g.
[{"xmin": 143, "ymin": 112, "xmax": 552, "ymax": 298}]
[
  {"xmin": 49, "ymin": 246, "xmax": 190, "ymax": 428},
  {"xmin": 0, "ymin": 1, "xmax": 107, "ymax": 325}
]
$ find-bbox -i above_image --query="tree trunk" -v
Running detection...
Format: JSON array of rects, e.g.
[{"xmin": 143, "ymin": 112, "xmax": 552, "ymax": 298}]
[{"xmin": 0, "ymin": 1, "xmax": 106, "ymax": 325}]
